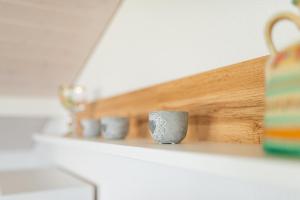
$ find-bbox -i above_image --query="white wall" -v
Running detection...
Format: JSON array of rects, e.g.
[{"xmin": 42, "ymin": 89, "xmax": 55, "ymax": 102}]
[
  {"xmin": 0, "ymin": 150, "xmax": 48, "ymax": 171},
  {"xmin": 76, "ymin": 0, "xmax": 298, "ymax": 99},
  {"xmin": 0, "ymin": 117, "xmax": 48, "ymax": 150},
  {"xmin": 0, "ymin": 96, "xmax": 66, "ymax": 150},
  {"xmin": 0, "ymin": 97, "xmax": 64, "ymax": 118}
]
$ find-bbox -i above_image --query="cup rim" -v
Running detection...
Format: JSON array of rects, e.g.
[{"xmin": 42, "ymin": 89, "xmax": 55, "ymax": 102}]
[
  {"xmin": 101, "ymin": 116, "xmax": 128, "ymax": 120},
  {"xmin": 81, "ymin": 118, "xmax": 100, "ymax": 122},
  {"xmin": 149, "ymin": 110, "xmax": 188, "ymax": 114}
]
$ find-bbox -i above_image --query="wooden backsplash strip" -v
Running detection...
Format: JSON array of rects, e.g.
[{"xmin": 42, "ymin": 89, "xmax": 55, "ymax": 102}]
[{"xmin": 79, "ymin": 56, "xmax": 268, "ymax": 144}]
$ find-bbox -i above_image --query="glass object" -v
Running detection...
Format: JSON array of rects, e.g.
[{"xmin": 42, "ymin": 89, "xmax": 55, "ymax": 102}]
[{"xmin": 59, "ymin": 85, "xmax": 87, "ymax": 136}]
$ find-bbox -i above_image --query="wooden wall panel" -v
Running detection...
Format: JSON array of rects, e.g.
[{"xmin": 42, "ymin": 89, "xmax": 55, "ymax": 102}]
[{"xmin": 78, "ymin": 56, "xmax": 267, "ymax": 144}]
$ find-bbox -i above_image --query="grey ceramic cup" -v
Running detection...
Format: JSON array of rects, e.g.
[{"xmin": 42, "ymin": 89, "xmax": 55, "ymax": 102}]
[
  {"xmin": 149, "ymin": 111, "xmax": 188, "ymax": 144},
  {"xmin": 101, "ymin": 117, "xmax": 129, "ymax": 140},
  {"xmin": 80, "ymin": 119, "xmax": 101, "ymax": 138}
]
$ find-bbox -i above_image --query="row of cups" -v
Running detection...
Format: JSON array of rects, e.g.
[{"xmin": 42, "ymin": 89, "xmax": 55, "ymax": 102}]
[{"xmin": 81, "ymin": 111, "xmax": 189, "ymax": 144}]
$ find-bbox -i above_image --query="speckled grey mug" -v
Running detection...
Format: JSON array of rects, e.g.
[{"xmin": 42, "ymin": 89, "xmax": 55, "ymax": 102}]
[
  {"xmin": 149, "ymin": 111, "xmax": 188, "ymax": 144},
  {"xmin": 80, "ymin": 119, "xmax": 101, "ymax": 138},
  {"xmin": 101, "ymin": 117, "xmax": 129, "ymax": 140}
]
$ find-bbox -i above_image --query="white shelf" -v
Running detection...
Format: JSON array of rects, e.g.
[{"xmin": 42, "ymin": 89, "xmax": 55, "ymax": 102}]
[{"xmin": 34, "ymin": 134, "xmax": 300, "ymax": 191}]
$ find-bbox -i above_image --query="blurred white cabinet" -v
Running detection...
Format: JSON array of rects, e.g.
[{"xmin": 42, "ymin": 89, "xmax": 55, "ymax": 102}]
[
  {"xmin": 33, "ymin": 135, "xmax": 300, "ymax": 200},
  {"xmin": 0, "ymin": 168, "xmax": 94, "ymax": 200}
]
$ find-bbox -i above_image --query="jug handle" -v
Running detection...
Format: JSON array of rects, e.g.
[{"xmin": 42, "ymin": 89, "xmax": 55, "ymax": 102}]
[{"xmin": 265, "ymin": 12, "xmax": 300, "ymax": 55}]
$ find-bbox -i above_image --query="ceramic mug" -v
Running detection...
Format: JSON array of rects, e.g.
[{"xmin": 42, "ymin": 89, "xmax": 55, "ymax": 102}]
[
  {"xmin": 101, "ymin": 117, "xmax": 129, "ymax": 140},
  {"xmin": 264, "ymin": 12, "xmax": 300, "ymax": 155},
  {"xmin": 80, "ymin": 119, "xmax": 101, "ymax": 138},
  {"xmin": 148, "ymin": 111, "xmax": 188, "ymax": 144}
]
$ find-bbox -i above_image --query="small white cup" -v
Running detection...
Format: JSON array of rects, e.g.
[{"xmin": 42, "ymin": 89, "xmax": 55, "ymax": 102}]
[
  {"xmin": 80, "ymin": 119, "xmax": 101, "ymax": 138},
  {"xmin": 149, "ymin": 111, "xmax": 188, "ymax": 144},
  {"xmin": 101, "ymin": 117, "xmax": 129, "ymax": 140}
]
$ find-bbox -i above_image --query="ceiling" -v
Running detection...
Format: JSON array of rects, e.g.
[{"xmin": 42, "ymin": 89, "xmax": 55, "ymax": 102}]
[{"xmin": 0, "ymin": 0, "xmax": 120, "ymax": 97}]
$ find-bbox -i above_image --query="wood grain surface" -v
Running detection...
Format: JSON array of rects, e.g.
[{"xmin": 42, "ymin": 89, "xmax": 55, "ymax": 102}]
[{"xmin": 78, "ymin": 56, "xmax": 267, "ymax": 144}]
